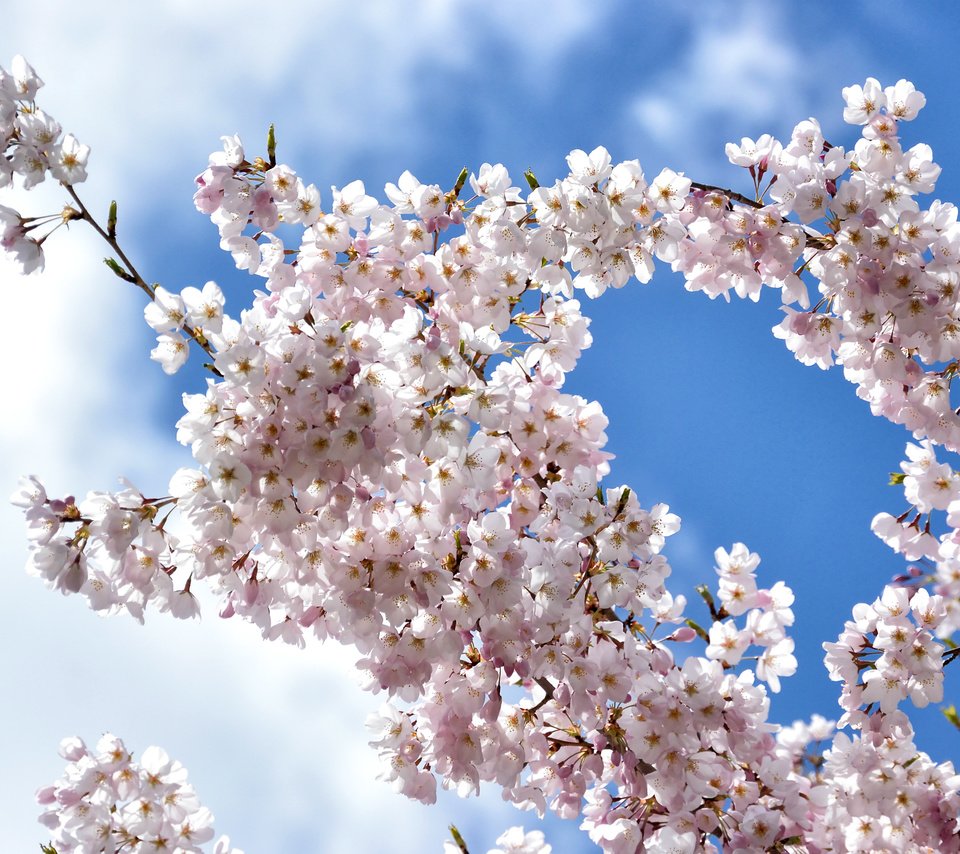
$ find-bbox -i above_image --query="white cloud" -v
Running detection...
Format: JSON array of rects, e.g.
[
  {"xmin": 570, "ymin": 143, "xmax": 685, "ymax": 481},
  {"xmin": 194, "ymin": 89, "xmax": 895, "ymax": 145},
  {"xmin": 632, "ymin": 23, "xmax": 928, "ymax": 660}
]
[
  {"xmin": 626, "ymin": 4, "xmax": 844, "ymax": 174},
  {"xmin": 0, "ymin": 0, "xmax": 614, "ymax": 215}
]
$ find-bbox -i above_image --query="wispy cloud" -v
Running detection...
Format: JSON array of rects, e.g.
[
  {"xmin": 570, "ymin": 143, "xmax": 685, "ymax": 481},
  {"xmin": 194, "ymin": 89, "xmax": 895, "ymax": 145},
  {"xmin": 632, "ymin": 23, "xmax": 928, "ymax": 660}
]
[{"xmin": 625, "ymin": 3, "xmax": 853, "ymax": 174}]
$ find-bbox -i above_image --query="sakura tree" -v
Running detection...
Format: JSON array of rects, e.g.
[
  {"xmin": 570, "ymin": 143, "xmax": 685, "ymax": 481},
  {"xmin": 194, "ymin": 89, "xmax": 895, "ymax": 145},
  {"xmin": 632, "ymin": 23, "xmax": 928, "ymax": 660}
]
[{"xmin": 6, "ymin": 54, "xmax": 960, "ymax": 852}]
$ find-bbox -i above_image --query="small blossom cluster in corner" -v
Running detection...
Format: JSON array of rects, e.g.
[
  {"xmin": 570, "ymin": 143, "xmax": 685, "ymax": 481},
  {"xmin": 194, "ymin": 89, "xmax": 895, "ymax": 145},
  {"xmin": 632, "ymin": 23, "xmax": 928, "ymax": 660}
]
[{"xmin": 38, "ymin": 734, "xmax": 241, "ymax": 854}]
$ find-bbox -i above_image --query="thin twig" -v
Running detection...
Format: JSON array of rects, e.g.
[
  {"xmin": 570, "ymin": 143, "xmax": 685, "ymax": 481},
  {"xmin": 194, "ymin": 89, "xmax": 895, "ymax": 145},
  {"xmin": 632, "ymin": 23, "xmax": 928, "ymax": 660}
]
[{"xmin": 63, "ymin": 184, "xmax": 222, "ymax": 372}]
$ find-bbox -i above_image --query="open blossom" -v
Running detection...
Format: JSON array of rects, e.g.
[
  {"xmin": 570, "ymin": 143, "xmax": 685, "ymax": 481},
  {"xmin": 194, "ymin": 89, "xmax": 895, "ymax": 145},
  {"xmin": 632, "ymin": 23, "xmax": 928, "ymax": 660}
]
[
  {"xmin": 885, "ymin": 79, "xmax": 926, "ymax": 121},
  {"xmin": 649, "ymin": 167, "xmax": 691, "ymax": 212},
  {"xmin": 0, "ymin": 202, "xmax": 43, "ymax": 273},
  {"xmin": 49, "ymin": 132, "xmax": 90, "ymax": 184},
  {"xmin": 182, "ymin": 281, "xmax": 225, "ymax": 332},
  {"xmin": 144, "ymin": 285, "xmax": 187, "ymax": 333},
  {"xmin": 755, "ymin": 637, "xmax": 797, "ymax": 693},
  {"xmin": 842, "ymin": 77, "xmax": 886, "ymax": 124},
  {"xmin": 724, "ymin": 134, "xmax": 779, "ymax": 168},
  {"xmin": 486, "ymin": 827, "xmax": 552, "ymax": 854},
  {"xmin": 151, "ymin": 331, "xmax": 190, "ymax": 374}
]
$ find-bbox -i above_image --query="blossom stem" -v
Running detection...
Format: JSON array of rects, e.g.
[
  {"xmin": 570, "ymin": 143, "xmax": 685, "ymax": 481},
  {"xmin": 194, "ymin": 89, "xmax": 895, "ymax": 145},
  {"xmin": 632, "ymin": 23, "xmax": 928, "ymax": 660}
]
[
  {"xmin": 62, "ymin": 183, "xmax": 221, "ymax": 372},
  {"xmin": 447, "ymin": 824, "xmax": 470, "ymax": 854}
]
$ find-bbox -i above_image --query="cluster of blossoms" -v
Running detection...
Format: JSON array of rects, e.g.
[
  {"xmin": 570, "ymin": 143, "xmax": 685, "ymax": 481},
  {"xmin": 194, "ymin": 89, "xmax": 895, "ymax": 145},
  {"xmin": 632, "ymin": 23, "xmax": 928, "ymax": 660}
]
[
  {"xmin": 0, "ymin": 55, "xmax": 89, "ymax": 273},
  {"xmin": 871, "ymin": 438, "xmax": 960, "ymax": 637},
  {"xmin": 8, "ymin": 56, "xmax": 960, "ymax": 852},
  {"xmin": 775, "ymin": 713, "xmax": 960, "ymax": 852},
  {"xmin": 824, "ymin": 584, "xmax": 947, "ymax": 716},
  {"xmin": 38, "ymin": 734, "xmax": 240, "ymax": 854},
  {"xmin": 702, "ymin": 544, "xmax": 797, "ymax": 692},
  {"xmin": 765, "ymin": 80, "xmax": 958, "ymax": 456}
]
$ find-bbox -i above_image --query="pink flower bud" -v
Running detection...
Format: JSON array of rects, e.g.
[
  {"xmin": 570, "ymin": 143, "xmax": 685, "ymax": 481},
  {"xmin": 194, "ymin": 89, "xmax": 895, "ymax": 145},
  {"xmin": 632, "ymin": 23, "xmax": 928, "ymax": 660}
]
[
  {"xmin": 35, "ymin": 785, "xmax": 57, "ymax": 805},
  {"xmin": 58, "ymin": 736, "xmax": 87, "ymax": 761},
  {"xmin": 480, "ymin": 692, "xmax": 501, "ymax": 722},
  {"xmin": 56, "ymin": 788, "xmax": 83, "ymax": 807},
  {"xmin": 299, "ymin": 605, "xmax": 323, "ymax": 627},
  {"xmin": 650, "ymin": 646, "xmax": 673, "ymax": 674},
  {"xmin": 858, "ymin": 272, "xmax": 880, "ymax": 296},
  {"xmin": 340, "ymin": 380, "xmax": 360, "ymax": 403},
  {"xmin": 243, "ymin": 578, "xmax": 259, "ymax": 606},
  {"xmin": 582, "ymin": 753, "xmax": 604, "ymax": 776}
]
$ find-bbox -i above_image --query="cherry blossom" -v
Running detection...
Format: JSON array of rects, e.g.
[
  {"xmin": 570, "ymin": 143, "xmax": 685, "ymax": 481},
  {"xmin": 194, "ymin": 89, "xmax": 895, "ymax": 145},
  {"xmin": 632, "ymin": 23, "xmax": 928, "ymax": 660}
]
[
  {"xmin": 6, "ymin": 57, "xmax": 960, "ymax": 852},
  {"xmin": 38, "ymin": 734, "xmax": 240, "ymax": 854}
]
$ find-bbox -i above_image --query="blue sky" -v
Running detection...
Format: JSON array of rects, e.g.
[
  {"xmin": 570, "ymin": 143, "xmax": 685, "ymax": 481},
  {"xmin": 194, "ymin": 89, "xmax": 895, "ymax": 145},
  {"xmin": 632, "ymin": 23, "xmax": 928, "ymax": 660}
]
[{"xmin": 3, "ymin": 2, "xmax": 960, "ymax": 851}]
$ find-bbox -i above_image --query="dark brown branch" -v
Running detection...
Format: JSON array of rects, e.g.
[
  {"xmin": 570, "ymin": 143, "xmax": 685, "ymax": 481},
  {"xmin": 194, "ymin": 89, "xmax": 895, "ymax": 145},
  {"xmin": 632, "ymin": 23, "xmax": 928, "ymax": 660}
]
[
  {"xmin": 689, "ymin": 180, "xmax": 764, "ymax": 210},
  {"xmin": 689, "ymin": 180, "xmax": 834, "ymax": 252}
]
